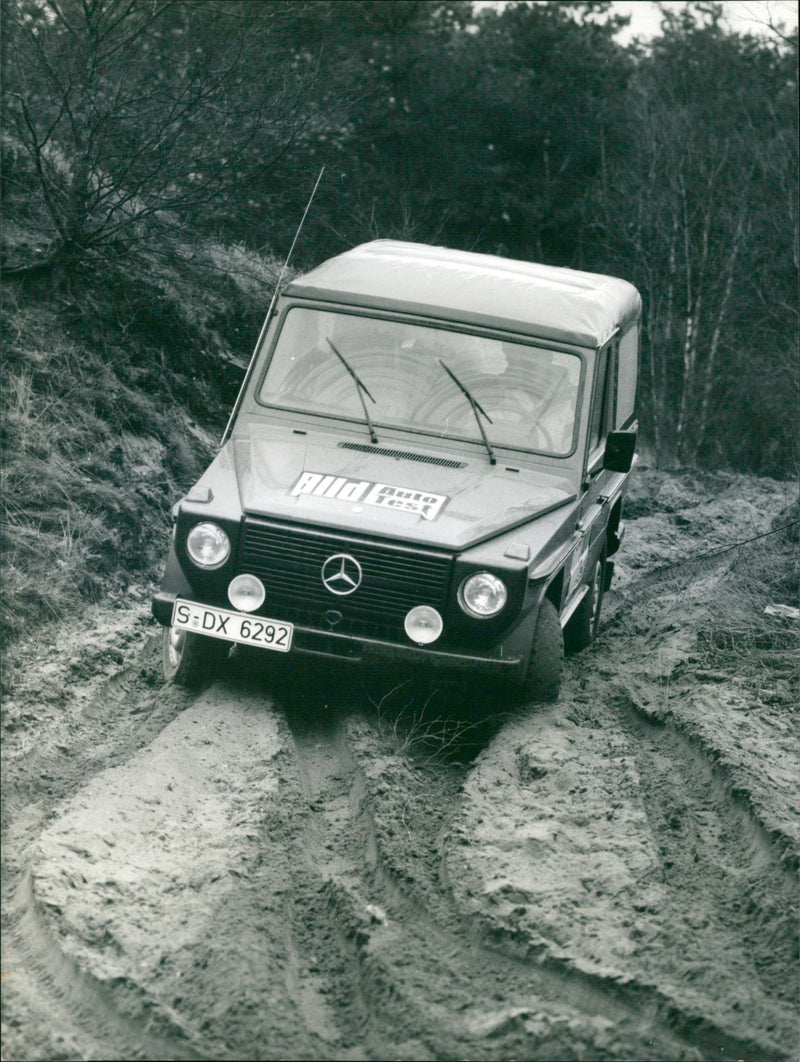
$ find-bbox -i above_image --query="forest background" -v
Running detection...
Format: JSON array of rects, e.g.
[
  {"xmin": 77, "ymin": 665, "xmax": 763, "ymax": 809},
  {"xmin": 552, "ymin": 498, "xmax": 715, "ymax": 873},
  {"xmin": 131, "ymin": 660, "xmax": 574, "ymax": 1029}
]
[{"xmin": 1, "ymin": 0, "xmax": 798, "ymax": 637}]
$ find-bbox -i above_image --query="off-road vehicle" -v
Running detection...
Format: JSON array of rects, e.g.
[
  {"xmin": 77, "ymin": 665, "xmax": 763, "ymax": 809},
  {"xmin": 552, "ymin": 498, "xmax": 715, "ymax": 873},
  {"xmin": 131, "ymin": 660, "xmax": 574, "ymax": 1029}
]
[{"xmin": 152, "ymin": 240, "xmax": 641, "ymax": 700}]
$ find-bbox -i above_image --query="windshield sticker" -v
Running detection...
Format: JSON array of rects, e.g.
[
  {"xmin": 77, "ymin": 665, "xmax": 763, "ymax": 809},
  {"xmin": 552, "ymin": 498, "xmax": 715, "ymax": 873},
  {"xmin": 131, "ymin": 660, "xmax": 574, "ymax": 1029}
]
[{"xmin": 291, "ymin": 471, "xmax": 448, "ymax": 521}]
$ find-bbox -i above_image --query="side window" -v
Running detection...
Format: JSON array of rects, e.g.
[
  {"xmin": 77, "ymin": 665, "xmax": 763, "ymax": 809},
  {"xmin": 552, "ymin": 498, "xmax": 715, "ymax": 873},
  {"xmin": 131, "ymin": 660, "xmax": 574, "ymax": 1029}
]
[
  {"xmin": 588, "ymin": 342, "xmax": 615, "ymax": 455},
  {"xmin": 616, "ymin": 325, "xmax": 638, "ymax": 427}
]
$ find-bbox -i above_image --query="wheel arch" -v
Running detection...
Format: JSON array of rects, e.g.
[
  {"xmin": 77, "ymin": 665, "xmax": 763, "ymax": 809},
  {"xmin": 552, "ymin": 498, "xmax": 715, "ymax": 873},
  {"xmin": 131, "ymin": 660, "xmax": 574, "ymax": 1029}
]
[
  {"xmin": 606, "ymin": 499, "xmax": 623, "ymax": 556},
  {"xmin": 544, "ymin": 566, "xmax": 566, "ymax": 612}
]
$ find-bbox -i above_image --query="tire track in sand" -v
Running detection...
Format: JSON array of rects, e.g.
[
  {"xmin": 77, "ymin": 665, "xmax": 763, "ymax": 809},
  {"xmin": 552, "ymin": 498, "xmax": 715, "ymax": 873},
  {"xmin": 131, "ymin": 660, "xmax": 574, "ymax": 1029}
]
[
  {"xmin": 280, "ymin": 676, "xmax": 704, "ymax": 1062},
  {"xmin": 439, "ymin": 657, "xmax": 796, "ymax": 1062}
]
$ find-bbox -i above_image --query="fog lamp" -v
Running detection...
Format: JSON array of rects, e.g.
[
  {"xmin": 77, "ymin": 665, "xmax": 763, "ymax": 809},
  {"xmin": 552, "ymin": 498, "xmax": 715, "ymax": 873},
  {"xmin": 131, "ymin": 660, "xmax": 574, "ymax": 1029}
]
[
  {"xmin": 228, "ymin": 574, "xmax": 266, "ymax": 613},
  {"xmin": 186, "ymin": 522, "xmax": 230, "ymax": 570},
  {"xmin": 404, "ymin": 605, "xmax": 443, "ymax": 645}
]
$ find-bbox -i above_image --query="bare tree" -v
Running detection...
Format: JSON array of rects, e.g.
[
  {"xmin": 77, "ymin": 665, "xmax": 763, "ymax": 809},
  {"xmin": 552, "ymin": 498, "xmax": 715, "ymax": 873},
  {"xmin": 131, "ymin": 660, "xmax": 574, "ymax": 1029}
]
[
  {"xmin": 595, "ymin": 5, "xmax": 797, "ymax": 467},
  {"xmin": 1, "ymin": 0, "xmax": 322, "ymax": 278}
]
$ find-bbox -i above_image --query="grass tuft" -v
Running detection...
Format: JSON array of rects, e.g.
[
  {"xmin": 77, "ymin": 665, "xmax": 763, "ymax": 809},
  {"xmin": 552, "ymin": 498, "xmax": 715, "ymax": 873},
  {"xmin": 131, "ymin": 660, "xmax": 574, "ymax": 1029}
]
[
  {"xmin": 367, "ymin": 680, "xmax": 497, "ymax": 768},
  {"xmin": 696, "ymin": 504, "xmax": 799, "ymax": 704}
]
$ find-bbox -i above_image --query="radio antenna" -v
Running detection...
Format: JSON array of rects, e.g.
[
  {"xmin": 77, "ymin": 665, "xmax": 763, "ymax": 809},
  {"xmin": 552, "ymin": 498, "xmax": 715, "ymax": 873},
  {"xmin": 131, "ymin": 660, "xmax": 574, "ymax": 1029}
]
[{"xmin": 220, "ymin": 166, "xmax": 325, "ymax": 445}]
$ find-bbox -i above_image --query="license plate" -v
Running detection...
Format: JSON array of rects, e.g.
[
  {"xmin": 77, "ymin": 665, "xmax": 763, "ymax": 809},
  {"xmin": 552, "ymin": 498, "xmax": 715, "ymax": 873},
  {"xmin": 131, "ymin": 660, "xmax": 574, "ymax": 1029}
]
[{"xmin": 171, "ymin": 600, "xmax": 293, "ymax": 653}]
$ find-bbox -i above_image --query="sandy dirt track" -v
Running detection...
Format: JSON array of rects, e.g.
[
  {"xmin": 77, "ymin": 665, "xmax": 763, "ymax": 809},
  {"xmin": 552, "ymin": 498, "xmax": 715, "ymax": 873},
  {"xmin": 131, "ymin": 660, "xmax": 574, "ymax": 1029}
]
[{"xmin": 2, "ymin": 470, "xmax": 798, "ymax": 1061}]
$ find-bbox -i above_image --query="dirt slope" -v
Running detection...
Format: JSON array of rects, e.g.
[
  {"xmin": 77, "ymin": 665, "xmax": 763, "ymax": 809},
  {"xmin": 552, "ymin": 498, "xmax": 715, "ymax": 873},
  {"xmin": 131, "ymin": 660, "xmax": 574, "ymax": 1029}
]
[{"xmin": 1, "ymin": 470, "xmax": 798, "ymax": 1061}]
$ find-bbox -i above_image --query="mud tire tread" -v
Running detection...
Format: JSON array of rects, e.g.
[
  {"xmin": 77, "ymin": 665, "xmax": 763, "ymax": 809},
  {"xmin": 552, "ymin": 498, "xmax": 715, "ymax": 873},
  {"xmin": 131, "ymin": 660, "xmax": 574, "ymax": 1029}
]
[
  {"xmin": 520, "ymin": 598, "xmax": 564, "ymax": 703},
  {"xmin": 564, "ymin": 552, "xmax": 606, "ymax": 655},
  {"xmin": 162, "ymin": 627, "xmax": 229, "ymax": 687}
]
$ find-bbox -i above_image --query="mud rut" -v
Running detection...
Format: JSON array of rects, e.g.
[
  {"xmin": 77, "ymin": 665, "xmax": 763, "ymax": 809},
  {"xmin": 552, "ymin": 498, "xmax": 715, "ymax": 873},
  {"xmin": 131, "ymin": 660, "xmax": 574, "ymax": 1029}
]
[{"xmin": 2, "ymin": 561, "xmax": 797, "ymax": 1060}]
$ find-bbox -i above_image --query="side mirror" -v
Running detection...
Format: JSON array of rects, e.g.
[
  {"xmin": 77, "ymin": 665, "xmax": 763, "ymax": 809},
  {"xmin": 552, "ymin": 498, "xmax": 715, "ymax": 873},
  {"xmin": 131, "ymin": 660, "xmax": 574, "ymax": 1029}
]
[{"xmin": 603, "ymin": 430, "xmax": 637, "ymax": 473}]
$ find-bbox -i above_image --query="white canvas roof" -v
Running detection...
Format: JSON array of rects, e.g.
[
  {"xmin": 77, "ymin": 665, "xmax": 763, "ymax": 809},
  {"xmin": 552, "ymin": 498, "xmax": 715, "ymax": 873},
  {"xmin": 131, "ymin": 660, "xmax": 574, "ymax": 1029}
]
[{"xmin": 286, "ymin": 240, "xmax": 641, "ymax": 348}]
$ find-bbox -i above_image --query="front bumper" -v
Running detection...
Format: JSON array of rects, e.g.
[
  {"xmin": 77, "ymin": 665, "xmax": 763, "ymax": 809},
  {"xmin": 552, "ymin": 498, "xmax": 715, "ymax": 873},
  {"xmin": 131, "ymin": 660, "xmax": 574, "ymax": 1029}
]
[{"xmin": 152, "ymin": 591, "xmax": 528, "ymax": 681}]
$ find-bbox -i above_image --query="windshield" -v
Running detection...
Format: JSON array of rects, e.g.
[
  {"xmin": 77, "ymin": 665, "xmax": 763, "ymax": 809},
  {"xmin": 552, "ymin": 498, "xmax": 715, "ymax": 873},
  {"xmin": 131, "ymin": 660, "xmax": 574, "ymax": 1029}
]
[{"xmin": 258, "ymin": 308, "xmax": 581, "ymax": 456}]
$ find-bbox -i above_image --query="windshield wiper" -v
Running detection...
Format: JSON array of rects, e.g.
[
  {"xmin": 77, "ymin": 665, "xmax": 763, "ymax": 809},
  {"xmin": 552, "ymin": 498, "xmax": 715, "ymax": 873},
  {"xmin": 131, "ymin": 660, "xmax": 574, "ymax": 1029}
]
[
  {"xmin": 438, "ymin": 359, "xmax": 496, "ymax": 465},
  {"xmin": 327, "ymin": 338, "xmax": 378, "ymax": 445}
]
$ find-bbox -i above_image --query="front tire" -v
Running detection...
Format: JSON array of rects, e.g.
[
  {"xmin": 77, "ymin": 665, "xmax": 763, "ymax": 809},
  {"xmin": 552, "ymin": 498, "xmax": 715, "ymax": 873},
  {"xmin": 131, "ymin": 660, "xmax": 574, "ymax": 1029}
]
[
  {"xmin": 520, "ymin": 598, "xmax": 564, "ymax": 703},
  {"xmin": 564, "ymin": 551, "xmax": 606, "ymax": 654},
  {"xmin": 162, "ymin": 626, "xmax": 230, "ymax": 687}
]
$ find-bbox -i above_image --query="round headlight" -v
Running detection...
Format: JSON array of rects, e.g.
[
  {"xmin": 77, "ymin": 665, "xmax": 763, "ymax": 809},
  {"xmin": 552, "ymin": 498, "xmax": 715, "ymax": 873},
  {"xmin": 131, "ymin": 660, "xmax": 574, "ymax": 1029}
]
[
  {"xmin": 228, "ymin": 574, "xmax": 265, "ymax": 613},
  {"xmin": 459, "ymin": 572, "xmax": 507, "ymax": 618},
  {"xmin": 186, "ymin": 522, "xmax": 230, "ymax": 570},
  {"xmin": 404, "ymin": 605, "xmax": 443, "ymax": 645}
]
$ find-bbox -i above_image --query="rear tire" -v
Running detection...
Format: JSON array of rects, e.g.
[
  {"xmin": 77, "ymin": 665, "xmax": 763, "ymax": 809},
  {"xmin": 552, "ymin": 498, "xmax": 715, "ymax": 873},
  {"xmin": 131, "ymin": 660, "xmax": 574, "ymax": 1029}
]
[
  {"xmin": 162, "ymin": 626, "xmax": 230, "ymax": 687},
  {"xmin": 564, "ymin": 550, "xmax": 606, "ymax": 654},
  {"xmin": 520, "ymin": 599, "xmax": 564, "ymax": 703}
]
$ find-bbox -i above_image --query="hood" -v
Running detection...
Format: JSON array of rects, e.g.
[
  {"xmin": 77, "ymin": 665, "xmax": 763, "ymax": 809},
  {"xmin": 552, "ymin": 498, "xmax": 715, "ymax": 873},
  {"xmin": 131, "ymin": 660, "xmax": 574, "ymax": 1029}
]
[{"xmin": 231, "ymin": 422, "xmax": 575, "ymax": 550}]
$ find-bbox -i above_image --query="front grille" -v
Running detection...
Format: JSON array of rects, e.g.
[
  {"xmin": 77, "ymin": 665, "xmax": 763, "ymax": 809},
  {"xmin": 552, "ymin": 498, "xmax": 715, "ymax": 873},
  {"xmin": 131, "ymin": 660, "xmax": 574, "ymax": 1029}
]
[{"xmin": 238, "ymin": 519, "xmax": 453, "ymax": 639}]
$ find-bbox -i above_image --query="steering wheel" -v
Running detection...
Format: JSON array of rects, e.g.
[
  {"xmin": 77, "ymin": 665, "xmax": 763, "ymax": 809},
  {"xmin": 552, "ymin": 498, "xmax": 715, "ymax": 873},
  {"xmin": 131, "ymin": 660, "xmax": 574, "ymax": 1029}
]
[
  {"xmin": 274, "ymin": 347, "xmax": 439, "ymax": 421},
  {"xmin": 278, "ymin": 350, "xmax": 341, "ymax": 397},
  {"xmin": 412, "ymin": 377, "xmax": 555, "ymax": 452}
]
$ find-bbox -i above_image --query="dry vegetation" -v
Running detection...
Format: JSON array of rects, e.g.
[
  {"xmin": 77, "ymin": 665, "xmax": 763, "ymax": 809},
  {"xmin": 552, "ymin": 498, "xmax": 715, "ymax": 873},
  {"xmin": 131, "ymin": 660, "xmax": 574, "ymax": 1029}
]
[
  {"xmin": 696, "ymin": 507, "xmax": 800, "ymax": 701},
  {"xmin": 0, "ymin": 228, "xmax": 279, "ymax": 639}
]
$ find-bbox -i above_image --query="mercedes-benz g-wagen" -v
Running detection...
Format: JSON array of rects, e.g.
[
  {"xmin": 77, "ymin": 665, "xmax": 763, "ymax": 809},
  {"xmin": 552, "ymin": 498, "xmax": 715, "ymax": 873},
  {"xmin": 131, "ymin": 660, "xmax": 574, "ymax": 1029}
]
[{"xmin": 152, "ymin": 241, "xmax": 640, "ymax": 701}]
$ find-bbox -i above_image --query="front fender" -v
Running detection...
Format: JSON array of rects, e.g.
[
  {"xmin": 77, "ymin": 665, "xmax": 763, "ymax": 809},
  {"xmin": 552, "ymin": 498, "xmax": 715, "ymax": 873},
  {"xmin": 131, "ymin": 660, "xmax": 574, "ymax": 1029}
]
[{"xmin": 152, "ymin": 541, "xmax": 193, "ymax": 625}]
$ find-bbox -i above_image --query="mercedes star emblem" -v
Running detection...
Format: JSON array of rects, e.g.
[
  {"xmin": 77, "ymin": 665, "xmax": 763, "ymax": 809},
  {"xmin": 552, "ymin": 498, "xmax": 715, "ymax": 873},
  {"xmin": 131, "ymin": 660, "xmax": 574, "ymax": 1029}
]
[{"xmin": 321, "ymin": 553, "xmax": 362, "ymax": 596}]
